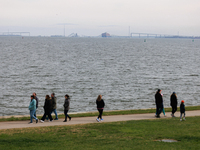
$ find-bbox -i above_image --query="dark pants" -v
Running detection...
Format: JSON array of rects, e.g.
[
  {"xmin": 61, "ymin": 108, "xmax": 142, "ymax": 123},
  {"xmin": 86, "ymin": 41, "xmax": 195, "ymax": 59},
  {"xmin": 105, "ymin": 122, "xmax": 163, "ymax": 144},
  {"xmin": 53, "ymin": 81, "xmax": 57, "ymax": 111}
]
[
  {"xmin": 97, "ymin": 109, "xmax": 103, "ymax": 119},
  {"xmin": 64, "ymin": 110, "xmax": 70, "ymax": 120},
  {"xmin": 41, "ymin": 110, "xmax": 53, "ymax": 121},
  {"xmin": 171, "ymin": 106, "xmax": 177, "ymax": 114},
  {"xmin": 156, "ymin": 103, "xmax": 163, "ymax": 116}
]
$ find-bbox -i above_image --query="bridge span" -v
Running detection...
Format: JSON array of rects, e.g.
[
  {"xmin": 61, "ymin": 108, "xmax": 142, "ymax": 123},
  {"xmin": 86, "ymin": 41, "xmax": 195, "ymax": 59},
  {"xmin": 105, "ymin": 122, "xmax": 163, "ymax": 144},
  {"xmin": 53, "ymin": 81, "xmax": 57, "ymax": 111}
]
[{"xmin": 130, "ymin": 32, "xmax": 173, "ymax": 38}]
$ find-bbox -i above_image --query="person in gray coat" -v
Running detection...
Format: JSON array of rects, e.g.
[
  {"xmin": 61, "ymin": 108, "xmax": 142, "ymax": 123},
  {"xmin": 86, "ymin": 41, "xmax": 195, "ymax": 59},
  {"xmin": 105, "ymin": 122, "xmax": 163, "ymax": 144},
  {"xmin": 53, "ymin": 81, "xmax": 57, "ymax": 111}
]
[{"xmin": 63, "ymin": 94, "xmax": 71, "ymax": 122}]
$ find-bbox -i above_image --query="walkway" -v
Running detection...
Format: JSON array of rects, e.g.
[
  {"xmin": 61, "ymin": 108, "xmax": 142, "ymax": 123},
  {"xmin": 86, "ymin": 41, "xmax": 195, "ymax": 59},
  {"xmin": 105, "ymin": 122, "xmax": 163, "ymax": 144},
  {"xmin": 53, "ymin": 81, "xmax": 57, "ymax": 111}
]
[{"xmin": 0, "ymin": 110, "xmax": 199, "ymax": 130}]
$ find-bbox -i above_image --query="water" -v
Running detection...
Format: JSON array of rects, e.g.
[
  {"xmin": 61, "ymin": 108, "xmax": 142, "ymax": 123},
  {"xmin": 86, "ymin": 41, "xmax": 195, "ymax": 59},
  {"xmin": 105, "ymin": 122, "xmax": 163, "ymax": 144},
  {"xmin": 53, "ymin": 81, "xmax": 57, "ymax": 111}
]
[{"xmin": 0, "ymin": 37, "xmax": 200, "ymax": 116}]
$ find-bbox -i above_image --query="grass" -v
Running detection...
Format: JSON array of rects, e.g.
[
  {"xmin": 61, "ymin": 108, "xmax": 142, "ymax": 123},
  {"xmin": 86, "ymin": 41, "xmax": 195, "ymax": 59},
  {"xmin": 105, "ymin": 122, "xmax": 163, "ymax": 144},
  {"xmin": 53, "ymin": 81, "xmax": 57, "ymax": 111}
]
[
  {"xmin": 0, "ymin": 116, "xmax": 200, "ymax": 150},
  {"xmin": 0, "ymin": 105, "xmax": 200, "ymax": 122}
]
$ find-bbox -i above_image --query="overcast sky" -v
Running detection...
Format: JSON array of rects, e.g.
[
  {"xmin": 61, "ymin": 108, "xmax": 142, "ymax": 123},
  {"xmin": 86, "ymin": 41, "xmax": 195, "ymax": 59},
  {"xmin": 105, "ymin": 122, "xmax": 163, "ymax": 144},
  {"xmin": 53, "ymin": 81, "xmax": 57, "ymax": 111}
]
[{"xmin": 0, "ymin": 0, "xmax": 200, "ymax": 36}]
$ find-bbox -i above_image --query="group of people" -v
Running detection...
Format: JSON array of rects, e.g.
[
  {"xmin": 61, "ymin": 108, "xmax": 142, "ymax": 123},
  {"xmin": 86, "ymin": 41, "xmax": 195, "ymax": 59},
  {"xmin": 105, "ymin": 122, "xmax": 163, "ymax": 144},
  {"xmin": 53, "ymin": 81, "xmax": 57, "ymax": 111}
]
[
  {"xmin": 155, "ymin": 89, "xmax": 186, "ymax": 121},
  {"xmin": 28, "ymin": 92, "xmax": 71, "ymax": 124},
  {"xmin": 28, "ymin": 93, "xmax": 105, "ymax": 124},
  {"xmin": 29, "ymin": 89, "xmax": 187, "ymax": 124}
]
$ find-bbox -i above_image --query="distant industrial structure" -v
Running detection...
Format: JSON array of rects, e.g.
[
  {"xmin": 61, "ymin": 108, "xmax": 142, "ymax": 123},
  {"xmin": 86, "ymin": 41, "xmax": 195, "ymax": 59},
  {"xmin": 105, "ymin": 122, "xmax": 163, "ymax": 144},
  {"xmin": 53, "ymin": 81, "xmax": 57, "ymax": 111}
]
[
  {"xmin": 51, "ymin": 33, "xmax": 79, "ymax": 37},
  {"xmin": 0, "ymin": 30, "xmax": 199, "ymax": 39},
  {"xmin": 68, "ymin": 33, "xmax": 79, "ymax": 37}
]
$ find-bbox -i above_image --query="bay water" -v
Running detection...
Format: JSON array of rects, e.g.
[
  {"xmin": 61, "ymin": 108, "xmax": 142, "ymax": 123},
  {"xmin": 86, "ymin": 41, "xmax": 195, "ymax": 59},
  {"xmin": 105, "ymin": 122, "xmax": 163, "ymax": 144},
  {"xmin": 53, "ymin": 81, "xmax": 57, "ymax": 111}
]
[{"xmin": 0, "ymin": 37, "xmax": 200, "ymax": 116}]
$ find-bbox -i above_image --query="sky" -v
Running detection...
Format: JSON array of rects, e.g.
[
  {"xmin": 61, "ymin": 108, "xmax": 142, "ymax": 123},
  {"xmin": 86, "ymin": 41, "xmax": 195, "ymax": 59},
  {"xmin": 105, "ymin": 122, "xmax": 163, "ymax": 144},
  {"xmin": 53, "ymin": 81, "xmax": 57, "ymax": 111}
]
[{"xmin": 0, "ymin": 0, "xmax": 200, "ymax": 36}]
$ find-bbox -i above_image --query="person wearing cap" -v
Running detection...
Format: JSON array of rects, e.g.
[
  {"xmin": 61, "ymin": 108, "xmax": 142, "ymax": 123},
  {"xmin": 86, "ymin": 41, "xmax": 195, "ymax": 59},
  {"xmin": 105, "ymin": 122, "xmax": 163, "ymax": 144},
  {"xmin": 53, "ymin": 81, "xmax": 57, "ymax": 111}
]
[
  {"xmin": 155, "ymin": 89, "xmax": 163, "ymax": 118},
  {"xmin": 170, "ymin": 92, "xmax": 178, "ymax": 117},
  {"xmin": 180, "ymin": 100, "xmax": 186, "ymax": 121},
  {"xmin": 51, "ymin": 93, "xmax": 58, "ymax": 120}
]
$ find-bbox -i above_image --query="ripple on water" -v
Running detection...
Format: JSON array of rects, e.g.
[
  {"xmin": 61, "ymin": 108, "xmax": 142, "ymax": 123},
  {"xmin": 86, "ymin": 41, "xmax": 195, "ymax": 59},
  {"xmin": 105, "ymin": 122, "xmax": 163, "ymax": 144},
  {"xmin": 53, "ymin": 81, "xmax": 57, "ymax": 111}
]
[{"xmin": 0, "ymin": 38, "xmax": 200, "ymax": 116}]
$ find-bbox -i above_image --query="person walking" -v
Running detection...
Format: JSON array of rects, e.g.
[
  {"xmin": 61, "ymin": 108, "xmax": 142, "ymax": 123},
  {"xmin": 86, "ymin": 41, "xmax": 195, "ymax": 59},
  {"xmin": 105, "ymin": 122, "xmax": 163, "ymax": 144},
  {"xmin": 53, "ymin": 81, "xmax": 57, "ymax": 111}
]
[
  {"xmin": 96, "ymin": 95, "xmax": 105, "ymax": 122},
  {"xmin": 33, "ymin": 92, "xmax": 39, "ymax": 118},
  {"xmin": 170, "ymin": 92, "xmax": 178, "ymax": 117},
  {"xmin": 40, "ymin": 95, "xmax": 53, "ymax": 123},
  {"xmin": 155, "ymin": 89, "xmax": 163, "ymax": 118},
  {"xmin": 63, "ymin": 94, "xmax": 71, "ymax": 122},
  {"xmin": 180, "ymin": 100, "xmax": 186, "ymax": 121},
  {"xmin": 155, "ymin": 93, "xmax": 166, "ymax": 117},
  {"xmin": 51, "ymin": 93, "xmax": 58, "ymax": 120},
  {"xmin": 28, "ymin": 95, "xmax": 38, "ymax": 124}
]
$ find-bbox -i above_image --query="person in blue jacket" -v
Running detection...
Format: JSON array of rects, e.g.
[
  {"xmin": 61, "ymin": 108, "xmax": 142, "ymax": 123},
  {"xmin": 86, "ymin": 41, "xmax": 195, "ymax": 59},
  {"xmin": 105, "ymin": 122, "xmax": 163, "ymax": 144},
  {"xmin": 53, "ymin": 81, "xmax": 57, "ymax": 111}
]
[{"xmin": 29, "ymin": 95, "xmax": 38, "ymax": 124}]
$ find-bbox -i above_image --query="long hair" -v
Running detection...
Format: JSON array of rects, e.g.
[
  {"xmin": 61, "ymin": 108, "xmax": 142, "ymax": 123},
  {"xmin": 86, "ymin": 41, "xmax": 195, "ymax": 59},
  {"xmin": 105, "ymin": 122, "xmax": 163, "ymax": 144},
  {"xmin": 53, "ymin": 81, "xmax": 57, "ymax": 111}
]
[
  {"xmin": 46, "ymin": 95, "xmax": 50, "ymax": 100},
  {"xmin": 156, "ymin": 89, "xmax": 161, "ymax": 94},
  {"xmin": 96, "ymin": 95, "xmax": 102, "ymax": 101},
  {"xmin": 171, "ymin": 92, "xmax": 177, "ymax": 98}
]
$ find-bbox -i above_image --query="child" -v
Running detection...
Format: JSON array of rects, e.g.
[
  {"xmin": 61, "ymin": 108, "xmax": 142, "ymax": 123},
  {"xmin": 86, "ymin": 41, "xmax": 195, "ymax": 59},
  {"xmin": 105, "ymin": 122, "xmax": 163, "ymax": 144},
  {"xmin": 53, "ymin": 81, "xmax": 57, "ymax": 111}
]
[{"xmin": 180, "ymin": 100, "xmax": 186, "ymax": 121}]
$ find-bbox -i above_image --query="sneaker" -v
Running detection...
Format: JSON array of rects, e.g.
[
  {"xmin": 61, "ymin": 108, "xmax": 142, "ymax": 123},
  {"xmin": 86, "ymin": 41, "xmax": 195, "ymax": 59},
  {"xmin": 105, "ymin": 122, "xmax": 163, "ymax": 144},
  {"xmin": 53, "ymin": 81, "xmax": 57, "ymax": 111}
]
[
  {"xmin": 40, "ymin": 120, "xmax": 44, "ymax": 123},
  {"xmin": 156, "ymin": 115, "xmax": 160, "ymax": 118},
  {"xmin": 36, "ymin": 119, "xmax": 38, "ymax": 123},
  {"xmin": 96, "ymin": 118, "xmax": 100, "ymax": 122},
  {"xmin": 183, "ymin": 118, "xmax": 186, "ymax": 120},
  {"xmin": 164, "ymin": 115, "xmax": 167, "ymax": 117},
  {"xmin": 28, "ymin": 122, "xmax": 33, "ymax": 124},
  {"xmin": 49, "ymin": 120, "xmax": 53, "ymax": 122},
  {"xmin": 63, "ymin": 120, "xmax": 67, "ymax": 122},
  {"xmin": 101, "ymin": 119, "xmax": 104, "ymax": 121},
  {"xmin": 180, "ymin": 119, "xmax": 182, "ymax": 121},
  {"xmin": 54, "ymin": 118, "xmax": 58, "ymax": 120},
  {"xmin": 69, "ymin": 117, "xmax": 71, "ymax": 121}
]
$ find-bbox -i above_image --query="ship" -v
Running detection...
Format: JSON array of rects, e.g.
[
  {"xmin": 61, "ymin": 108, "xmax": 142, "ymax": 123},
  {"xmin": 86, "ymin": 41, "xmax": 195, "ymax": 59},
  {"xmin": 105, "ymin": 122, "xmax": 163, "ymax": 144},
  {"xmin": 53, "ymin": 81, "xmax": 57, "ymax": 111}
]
[{"xmin": 101, "ymin": 32, "xmax": 111, "ymax": 37}]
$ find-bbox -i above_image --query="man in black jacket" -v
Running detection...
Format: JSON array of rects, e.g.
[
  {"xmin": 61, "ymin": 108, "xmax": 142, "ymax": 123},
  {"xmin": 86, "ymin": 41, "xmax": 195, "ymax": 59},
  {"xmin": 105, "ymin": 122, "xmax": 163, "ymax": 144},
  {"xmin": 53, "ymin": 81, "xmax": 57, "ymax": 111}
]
[
  {"xmin": 170, "ymin": 92, "xmax": 178, "ymax": 117},
  {"xmin": 155, "ymin": 89, "xmax": 163, "ymax": 118}
]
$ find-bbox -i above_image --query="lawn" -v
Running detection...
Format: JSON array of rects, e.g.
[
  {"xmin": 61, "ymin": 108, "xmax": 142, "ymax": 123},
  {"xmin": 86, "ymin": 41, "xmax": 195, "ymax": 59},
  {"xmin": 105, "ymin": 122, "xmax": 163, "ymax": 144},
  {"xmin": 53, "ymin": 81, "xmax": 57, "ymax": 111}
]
[{"xmin": 0, "ymin": 116, "xmax": 200, "ymax": 150}]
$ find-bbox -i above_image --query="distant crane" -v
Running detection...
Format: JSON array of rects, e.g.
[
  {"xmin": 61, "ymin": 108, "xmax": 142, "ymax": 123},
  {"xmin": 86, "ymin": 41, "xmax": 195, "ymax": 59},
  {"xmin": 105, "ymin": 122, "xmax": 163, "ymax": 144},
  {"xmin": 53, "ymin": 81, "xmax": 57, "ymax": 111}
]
[{"xmin": 68, "ymin": 33, "xmax": 79, "ymax": 37}]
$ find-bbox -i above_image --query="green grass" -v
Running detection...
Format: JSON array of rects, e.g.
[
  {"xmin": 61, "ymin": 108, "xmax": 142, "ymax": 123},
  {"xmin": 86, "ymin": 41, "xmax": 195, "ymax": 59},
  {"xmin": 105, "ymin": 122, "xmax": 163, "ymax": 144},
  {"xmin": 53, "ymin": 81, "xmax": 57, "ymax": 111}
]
[
  {"xmin": 0, "ymin": 116, "xmax": 200, "ymax": 150},
  {"xmin": 1, "ymin": 105, "xmax": 200, "ymax": 122}
]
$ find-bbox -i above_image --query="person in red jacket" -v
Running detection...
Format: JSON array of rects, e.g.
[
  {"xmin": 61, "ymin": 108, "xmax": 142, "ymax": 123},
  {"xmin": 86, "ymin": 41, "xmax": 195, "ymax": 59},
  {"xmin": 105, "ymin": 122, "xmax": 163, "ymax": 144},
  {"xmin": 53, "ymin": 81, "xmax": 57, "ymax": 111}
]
[{"xmin": 96, "ymin": 95, "xmax": 105, "ymax": 122}]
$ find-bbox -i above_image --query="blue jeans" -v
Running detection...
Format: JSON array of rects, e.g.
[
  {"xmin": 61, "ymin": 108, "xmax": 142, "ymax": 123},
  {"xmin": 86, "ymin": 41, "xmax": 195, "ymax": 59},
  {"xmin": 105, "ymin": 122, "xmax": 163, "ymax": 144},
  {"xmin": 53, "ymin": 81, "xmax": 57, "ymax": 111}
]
[
  {"xmin": 30, "ymin": 109, "xmax": 37, "ymax": 123},
  {"xmin": 180, "ymin": 112, "xmax": 185, "ymax": 119},
  {"xmin": 51, "ymin": 109, "xmax": 58, "ymax": 119}
]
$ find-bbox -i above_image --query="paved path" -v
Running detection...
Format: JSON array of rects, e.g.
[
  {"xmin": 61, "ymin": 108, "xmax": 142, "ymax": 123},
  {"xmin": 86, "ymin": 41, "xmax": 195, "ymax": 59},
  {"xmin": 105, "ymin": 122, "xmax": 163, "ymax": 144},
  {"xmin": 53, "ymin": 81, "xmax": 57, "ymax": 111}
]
[{"xmin": 0, "ymin": 110, "xmax": 200, "ymax": 130}]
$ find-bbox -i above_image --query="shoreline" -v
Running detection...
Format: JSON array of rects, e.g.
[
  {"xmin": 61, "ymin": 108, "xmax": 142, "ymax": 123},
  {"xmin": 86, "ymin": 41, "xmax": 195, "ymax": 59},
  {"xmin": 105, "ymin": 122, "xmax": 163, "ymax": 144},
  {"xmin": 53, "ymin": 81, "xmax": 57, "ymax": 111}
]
[
  {"xmin": 0, "ymin": 106, "xmax": 199, "ymax": 120},
  {"xmin": 0, "ymin": 108, "xmax": 158, "ymax": 119}
]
